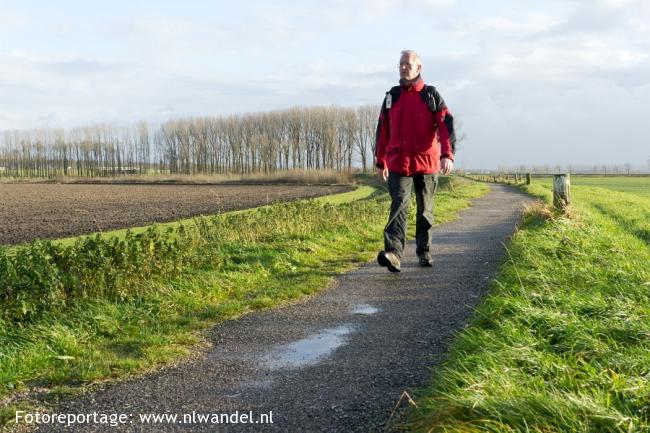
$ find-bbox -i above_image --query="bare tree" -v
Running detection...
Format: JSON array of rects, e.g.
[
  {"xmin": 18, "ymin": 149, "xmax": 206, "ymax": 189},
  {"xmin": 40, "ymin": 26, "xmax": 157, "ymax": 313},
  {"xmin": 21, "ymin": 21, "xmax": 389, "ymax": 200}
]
[{"xmin": 354, "ymin": 105, "xmax": 376, "ymax": 172}]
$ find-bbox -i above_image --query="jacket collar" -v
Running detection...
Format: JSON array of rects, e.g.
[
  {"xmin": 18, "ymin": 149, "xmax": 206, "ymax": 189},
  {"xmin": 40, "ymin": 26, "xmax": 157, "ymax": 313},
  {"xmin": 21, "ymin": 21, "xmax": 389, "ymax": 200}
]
[{"xmin": 399, "ymin": 76, "xmax": 425, "ymax": 92}]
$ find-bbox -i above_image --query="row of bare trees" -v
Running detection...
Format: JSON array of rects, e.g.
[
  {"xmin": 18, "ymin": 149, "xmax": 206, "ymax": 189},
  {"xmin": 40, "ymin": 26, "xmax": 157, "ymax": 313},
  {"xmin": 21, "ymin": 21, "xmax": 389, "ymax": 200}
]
[
  {"xmin": 0, "ymin": 122, "xmax": 151, "ymax": 178},
  {"xmin": 491, "ymin": 163, "xmax": 648, "ymax": 175},
  {"xmin": 0, "ymin": 106, "xmax": 379, "ymax": 178}
]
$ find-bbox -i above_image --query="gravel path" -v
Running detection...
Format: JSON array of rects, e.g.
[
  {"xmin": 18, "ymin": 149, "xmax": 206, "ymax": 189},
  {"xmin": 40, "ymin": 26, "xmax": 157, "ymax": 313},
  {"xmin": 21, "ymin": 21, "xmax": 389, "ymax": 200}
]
[{"xmin": 35, "ymin": 184, "xmax": 532, "ymax": 433}]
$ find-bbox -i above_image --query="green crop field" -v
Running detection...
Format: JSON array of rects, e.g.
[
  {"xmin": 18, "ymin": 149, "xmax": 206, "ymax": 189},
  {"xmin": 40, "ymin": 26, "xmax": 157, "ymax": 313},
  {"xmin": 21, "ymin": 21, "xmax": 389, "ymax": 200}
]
[
  {"xmin": 411, "ymin": 177, "xmax": 650, "ymax": 432},
  {"xmin": 534, "ymin": 175, "xmax": 650, "ymax": 197}
]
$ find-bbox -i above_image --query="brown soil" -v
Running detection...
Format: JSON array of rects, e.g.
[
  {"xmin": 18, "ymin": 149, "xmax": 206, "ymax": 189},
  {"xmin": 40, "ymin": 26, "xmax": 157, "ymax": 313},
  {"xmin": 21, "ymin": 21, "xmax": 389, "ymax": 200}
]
[{"xmin": 0, "ymin": 184, "xmax": 352, "ymax": 245}]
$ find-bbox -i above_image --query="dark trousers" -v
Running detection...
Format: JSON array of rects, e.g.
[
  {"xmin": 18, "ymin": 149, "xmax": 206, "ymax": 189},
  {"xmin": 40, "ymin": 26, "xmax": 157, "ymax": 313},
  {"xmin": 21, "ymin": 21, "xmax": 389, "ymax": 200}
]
[{"xmin": 384, "ymin": 172, "xmax": 438, "ymax": 258}]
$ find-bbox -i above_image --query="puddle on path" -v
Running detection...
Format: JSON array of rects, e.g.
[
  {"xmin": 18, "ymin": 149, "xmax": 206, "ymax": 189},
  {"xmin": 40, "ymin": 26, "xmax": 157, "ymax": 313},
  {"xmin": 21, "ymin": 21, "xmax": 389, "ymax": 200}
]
[
  {"xmin": 350, "ymin": 304, "xmax": 381, "ymax": 315},
  {"xmin": 263, "ymin": 325, "xmax": 354, "ymax": 370},
  {"xmin": 240, "ymin": 378, "xmax": 273, "ymax": 391}
]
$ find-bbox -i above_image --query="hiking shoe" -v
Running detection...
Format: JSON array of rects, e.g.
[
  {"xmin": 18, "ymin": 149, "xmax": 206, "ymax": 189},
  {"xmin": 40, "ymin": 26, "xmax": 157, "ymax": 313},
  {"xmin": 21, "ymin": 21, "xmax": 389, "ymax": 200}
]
[
  {"xmin": 377, "ymin": 250, "xmax": 401, "ymax": 273},
  {"xmin": 418, "ymin": 252, "xmax": 433, "ymax": 267}
]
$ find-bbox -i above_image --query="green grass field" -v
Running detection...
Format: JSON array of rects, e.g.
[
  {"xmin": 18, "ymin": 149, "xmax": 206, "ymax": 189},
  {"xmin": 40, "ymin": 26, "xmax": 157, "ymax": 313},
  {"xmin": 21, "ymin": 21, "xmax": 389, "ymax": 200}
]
[
  {"xmin": 411, "ymin": 177, "xmax": 650, "ymax": 432},
  {"xmin": 0, "ymin": 176, "xmax": 489, "ymax": 426},
  {"xmin": 536, "ymin": 175, "xmax": 650, "ymax": 197}
]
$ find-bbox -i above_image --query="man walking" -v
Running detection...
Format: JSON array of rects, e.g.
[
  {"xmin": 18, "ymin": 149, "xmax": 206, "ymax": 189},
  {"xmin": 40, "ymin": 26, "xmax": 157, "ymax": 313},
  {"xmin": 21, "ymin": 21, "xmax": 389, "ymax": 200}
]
[{"xmin": 375, "ymin": 50, "xmax": 455, "ymax": 272}]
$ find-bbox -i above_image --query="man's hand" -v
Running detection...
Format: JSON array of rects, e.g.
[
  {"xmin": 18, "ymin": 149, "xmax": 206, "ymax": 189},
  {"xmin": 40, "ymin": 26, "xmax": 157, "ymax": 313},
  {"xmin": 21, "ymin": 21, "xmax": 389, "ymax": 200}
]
[
  {"xmin": 440, "ymin": 158, "xmax": 454, "ymax": 175},
  {"xmin": 376, "ymin": 166, "xmax": 388, "ymax": 181}
]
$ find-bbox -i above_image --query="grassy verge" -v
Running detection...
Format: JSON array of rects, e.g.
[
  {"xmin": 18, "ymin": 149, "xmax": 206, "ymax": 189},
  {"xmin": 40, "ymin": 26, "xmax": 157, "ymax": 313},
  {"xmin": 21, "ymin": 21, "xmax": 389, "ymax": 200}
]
[
  {"xmin": 410, "ymin": 181, "xmax": 650, "ymax": 432},
  {"xmin": 50, "ymin": 185, "xmax": 374, "ymax": 247},
  {"xmin": 1, "ymin": 176, "xmax": 488, "ymax": 426}
]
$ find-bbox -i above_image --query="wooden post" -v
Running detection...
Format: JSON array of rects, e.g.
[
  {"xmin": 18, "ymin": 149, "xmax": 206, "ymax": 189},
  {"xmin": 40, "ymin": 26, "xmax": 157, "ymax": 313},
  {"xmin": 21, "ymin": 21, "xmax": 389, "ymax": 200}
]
[
  {"xmin": 553, "ymin": 174, "xmax": 571, "ymax": 211},
  {"xmin": 526, "ymin": 173, "xmax": 531, "ymax": 185}
]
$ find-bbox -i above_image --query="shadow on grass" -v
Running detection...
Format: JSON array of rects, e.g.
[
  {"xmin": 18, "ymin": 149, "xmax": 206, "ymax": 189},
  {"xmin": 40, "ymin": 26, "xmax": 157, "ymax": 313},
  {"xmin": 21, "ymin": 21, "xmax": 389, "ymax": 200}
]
[
  {"xmin": 592, "ymin": 203, "xmax": 650, "ymax": 245},
  {"xmin": 105, "ymin": 341, "xmax": 145, "ymax": 359}
]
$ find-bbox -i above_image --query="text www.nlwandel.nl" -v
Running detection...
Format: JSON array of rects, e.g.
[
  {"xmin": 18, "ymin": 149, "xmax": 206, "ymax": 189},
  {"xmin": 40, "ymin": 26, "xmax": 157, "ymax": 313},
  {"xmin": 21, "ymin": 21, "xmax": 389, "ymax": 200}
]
[{"xmin": 15, "ymin": 410, "xmax": 274, "ymax": 427}]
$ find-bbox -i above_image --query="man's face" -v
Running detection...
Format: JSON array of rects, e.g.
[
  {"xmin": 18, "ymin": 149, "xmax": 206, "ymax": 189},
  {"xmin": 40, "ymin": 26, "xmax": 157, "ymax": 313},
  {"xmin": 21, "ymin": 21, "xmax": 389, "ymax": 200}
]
[{"xmin": 399, "ymin": 54, "xmax": 421, "ymax": 81}]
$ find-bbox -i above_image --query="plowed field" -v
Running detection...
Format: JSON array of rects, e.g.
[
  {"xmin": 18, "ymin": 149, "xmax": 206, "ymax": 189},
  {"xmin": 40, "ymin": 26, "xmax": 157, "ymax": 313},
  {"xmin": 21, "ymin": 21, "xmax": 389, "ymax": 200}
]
[{"xmin": 0, "ymin": 184, "xmax": 351, "ymax": 245}]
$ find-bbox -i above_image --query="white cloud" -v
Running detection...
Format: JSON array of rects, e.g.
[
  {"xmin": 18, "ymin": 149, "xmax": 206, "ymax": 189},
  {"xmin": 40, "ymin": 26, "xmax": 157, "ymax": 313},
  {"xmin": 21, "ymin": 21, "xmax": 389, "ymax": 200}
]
[
  {"xmin": 406, "ymin": 0, "xmax": 456, "ymax": 9},
  {"xmin": 477, "ymin": 35, "xmax": 649, "ymax": 85},
  {"xmin": 473, "ymin": 13, "xmax": 560, "ymax": 35},
  {"xmin": 598, "ymin": 0, "xmax": 640, "ymax": 8}
]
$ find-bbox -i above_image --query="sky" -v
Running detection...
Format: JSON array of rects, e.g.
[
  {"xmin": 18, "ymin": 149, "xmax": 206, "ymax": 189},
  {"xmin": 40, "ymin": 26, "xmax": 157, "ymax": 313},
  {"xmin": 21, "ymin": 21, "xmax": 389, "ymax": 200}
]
[{"xmin": 1, "ymin": 0, "xmax": 649, "ymax": 170}]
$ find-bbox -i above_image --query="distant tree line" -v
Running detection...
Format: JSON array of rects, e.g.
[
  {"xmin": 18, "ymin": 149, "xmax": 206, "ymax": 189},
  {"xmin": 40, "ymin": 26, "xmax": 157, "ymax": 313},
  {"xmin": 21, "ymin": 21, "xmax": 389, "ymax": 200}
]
[
  {"xmin": 478, "ymin": 163, "xmax": 649, "ymax": 175},
  {"xmin": 0, "ymin": 105, "xmax": 378, "ymax": 177}
]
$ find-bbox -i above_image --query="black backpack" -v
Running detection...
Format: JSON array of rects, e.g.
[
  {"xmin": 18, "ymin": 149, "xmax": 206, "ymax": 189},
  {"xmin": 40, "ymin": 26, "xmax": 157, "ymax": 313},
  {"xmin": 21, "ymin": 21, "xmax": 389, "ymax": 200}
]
[{"xmin": 381, "ymin": 85, "xmax": 457, "ymax": 152}]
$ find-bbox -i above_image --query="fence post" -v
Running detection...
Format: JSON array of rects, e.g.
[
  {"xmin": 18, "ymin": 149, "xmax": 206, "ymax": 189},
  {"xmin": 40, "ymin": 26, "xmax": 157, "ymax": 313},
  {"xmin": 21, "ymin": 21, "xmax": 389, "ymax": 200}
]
[{"xmin": 553, "ymin": 174, "xmax": 571, "ymax": 211}]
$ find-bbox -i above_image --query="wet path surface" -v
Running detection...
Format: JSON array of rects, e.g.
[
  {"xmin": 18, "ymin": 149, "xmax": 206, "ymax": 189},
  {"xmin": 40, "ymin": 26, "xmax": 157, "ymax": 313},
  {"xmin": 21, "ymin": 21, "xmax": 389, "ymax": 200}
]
[{"xmin": 37, "ymin": 184, "xmax": 532, "ymax": 433}]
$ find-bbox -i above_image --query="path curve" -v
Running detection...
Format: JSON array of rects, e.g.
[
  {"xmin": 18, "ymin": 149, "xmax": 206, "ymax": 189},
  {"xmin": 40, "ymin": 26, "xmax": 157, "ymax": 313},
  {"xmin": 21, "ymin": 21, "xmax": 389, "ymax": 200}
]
[{"xmin": 36, "ymin": 184, "xmax": 532, "ymax": 433}]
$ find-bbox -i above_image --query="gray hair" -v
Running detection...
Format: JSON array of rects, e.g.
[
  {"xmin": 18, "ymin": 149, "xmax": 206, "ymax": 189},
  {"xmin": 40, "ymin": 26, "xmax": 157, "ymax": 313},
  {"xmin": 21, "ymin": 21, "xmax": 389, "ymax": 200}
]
[{"xmin": 400, "ymin": 50, "xmax": 422, "ymax": 65}]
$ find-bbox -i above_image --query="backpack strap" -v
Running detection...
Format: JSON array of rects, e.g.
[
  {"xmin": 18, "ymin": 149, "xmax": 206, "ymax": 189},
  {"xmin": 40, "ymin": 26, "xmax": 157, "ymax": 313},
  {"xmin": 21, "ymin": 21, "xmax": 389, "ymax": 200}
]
[
  {"xmin": 382, "ymin": 86, "xmax": 402, "ymax": 113},
  {"xmin": 420, "ymin": 85, "xmax": 446, "ymax": 113},
  {"xmin": 421, "ymin": 85, "xmax": 456, "ymax": 153}
]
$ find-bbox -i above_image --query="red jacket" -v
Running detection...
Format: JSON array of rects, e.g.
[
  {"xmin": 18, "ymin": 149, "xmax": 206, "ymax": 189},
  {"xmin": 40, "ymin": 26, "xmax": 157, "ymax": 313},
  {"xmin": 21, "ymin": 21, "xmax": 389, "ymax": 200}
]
[{"xmin": 375, "ymin": 78, "xmax": 454, "ymax": 175}]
